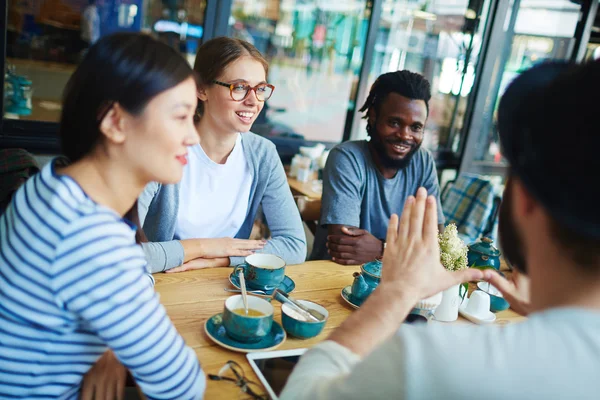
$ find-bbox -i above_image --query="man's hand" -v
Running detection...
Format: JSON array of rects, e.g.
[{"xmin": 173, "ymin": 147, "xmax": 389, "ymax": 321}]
[
  {"xmin": 380, "ymin": 187, "xmax": 484, "ymax": 301},
  {"xmin": 166, "ymin": 257, "xmax": 230, "ymax": 273},
  {"xmin": 483, "ymin": 269, "xmax": 531, "ymax": 316},
  {"xmin": 327, "ymin": 228, "xmax": 383, "ymax": 265},
  {"xmin": 81, "ymin": 350, "xmax": 126, "ymax": 400}
]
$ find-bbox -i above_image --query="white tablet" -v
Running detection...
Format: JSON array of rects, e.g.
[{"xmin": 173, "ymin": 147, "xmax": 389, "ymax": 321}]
[{"xmin": 246, "ymin": 348, "xmax": 307, "ymax": 399}]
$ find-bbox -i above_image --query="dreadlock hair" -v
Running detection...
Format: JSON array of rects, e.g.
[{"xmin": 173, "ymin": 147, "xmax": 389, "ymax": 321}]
[{"xmin": 359, "ymin": 70, "xmax": 431, "ymax": 135}]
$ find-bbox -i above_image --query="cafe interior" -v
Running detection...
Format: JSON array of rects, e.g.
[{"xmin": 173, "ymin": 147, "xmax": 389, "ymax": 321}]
[{"xmin": 1, "ymin": 0, "xmax": 599, "ymax": 398}]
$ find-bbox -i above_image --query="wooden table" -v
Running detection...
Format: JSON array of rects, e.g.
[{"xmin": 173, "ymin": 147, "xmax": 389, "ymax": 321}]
[
  {"xmin": 154, "ymin": 261, "xmax": 525, "ymax": 399},
  {"xmin": 287, "ymin": 176, "xmax": 322, "ymax": 200}
]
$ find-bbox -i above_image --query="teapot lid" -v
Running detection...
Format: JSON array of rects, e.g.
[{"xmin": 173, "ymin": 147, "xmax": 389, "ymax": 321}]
[
  {"xmin": 361, "ymin": 260, "xmax": 382, "ymax": 277},
  {"xmin": 468, "ymin": 237, "xmax": 501, "ymax": 257}
]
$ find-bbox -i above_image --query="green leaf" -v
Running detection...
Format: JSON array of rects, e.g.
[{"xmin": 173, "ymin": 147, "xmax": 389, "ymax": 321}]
[{"xmin": 472, "ymin": 265, "xmax": 496, "ymax": 271}]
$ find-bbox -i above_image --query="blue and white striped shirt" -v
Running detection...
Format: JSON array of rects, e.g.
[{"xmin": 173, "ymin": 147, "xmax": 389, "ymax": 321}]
[{"xmin": 0, "ymin": 161, "xmax": 205, "ymax": 399}]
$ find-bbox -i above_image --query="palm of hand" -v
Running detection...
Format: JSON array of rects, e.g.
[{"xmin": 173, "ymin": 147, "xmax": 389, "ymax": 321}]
[
  {"xmin": 381, "ymin": 228, "xmax": 447, "ymax": 300},
  {"xmin": 380, "ymin": 189, "xmax": 483, "ymax": 301}
]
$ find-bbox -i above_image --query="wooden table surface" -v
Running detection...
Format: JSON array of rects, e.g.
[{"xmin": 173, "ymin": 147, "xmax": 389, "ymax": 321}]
[
  {"xmin": 287, "ymin": 177, "xmax": 322, "ymax": 200},
  {"xmin": 154, "ymin": 261, "xmax": 525, "ymax": 399}
]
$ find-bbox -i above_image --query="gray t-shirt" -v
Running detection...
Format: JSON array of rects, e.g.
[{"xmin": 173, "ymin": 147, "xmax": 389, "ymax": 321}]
[
  {"xmin": 282, "ymin": 308, "xmax": 600, "ymax": 400},
  {"xmin": 311, "ymin": 140, "xmax": 444, "ymax": 260}
]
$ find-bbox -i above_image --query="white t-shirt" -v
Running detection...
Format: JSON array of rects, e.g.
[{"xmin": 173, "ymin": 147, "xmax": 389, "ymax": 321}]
[
  {"xmin": 281, "ymin": 307, "xmax": 600, "ymax": 400},
  {"xmin": 175, "ymin": 134, "xmax": 252, "ymax": 239}
]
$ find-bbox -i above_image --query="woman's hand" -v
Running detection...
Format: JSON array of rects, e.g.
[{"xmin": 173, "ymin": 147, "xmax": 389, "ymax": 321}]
[
  {"xmin": 166, "ymin": 257, "xmax": 230, "ymax": 273},
  {"xmin": 183, "ymin": 238, "xmax": 266, "ymax": 260},
  {"xmin": 80, "ymin": 350, "xmax": 126, "ymax": 400}
]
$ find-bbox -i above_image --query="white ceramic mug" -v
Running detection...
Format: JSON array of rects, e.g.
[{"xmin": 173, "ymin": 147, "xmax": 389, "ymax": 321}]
[
  {"xmin": 465, "ymin": 291, "xmax": 491, "ymax": 318},
  {"xmin": 434, "ymin": 284, "xmax": 467, "ymax": 322}
]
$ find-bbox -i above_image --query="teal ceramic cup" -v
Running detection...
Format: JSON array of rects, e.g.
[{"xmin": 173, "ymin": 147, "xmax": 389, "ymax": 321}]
[
  {"xmin": 233, "ymin": 254, "xmax": 286, "ymax": 291},
  {"xmin": 281, "ymin": 300, "xmax": 328, "ymax": 339},
  {"xmin": 477, "ymin": 282, "xmax": 510, "ymax": 312},
  {"xmin": 222, "ymin": 295, "xmax": 274, "ymax": 343}
]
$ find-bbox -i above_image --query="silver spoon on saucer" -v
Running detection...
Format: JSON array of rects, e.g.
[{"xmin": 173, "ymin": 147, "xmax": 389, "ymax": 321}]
[{"xmin": 224, "ymin": 288, "xmax": 268, "ymax": 295}]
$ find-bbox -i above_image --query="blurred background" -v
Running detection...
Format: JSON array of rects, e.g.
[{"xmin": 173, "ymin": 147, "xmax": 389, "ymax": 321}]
[{"xmin": 2, "ymin": 0, "xmax": 599, "ymax": 180}]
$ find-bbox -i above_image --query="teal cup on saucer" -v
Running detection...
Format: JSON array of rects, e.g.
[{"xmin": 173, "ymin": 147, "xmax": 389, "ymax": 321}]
[
  {"xmin": 233, "ymin": 254, "xmax": 286, "ymax": 291},
  {"xmin": 281, "ymin": 300, "xmax": 328, "ymax": 339},
  {"xmin": 477, "ymin": 282, "xmax": 510, "ymax": 312},
  {"xmin": 222, "ymin": 295, "xmax": 274, "ymax": 343}
]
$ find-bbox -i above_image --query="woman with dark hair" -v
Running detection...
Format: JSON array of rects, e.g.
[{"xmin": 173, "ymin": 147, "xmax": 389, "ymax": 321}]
[
  {"xmin": 139, "ymin": 37, "xmax": 306, "ymax": 273},
  {"xmin": 0, "ymin": 33, "xmax": 205, "ymax": 398}
]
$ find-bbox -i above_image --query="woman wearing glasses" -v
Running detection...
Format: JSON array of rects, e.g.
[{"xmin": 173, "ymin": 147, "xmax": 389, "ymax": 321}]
[{"xmin": 139, "ymin": 37, "xmax": 306, "ymax": 272}]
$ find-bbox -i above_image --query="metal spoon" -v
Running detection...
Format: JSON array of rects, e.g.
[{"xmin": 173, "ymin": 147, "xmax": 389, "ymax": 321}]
[
  {"xmin": 224, "ymin": 288, "xmax": 268, "ymax": 295},
  {"xmin": 272, "ymin": 289, "xmax": 324, "ymax": 322},
  {"xmin": 239, "ymin": 271, "xmax": 249, "ymax": 316}
]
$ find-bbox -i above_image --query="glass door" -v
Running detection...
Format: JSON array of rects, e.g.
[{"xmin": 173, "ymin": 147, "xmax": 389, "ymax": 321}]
[{"xmin": 461, "ymin": 0, "xmax": 584, "ymax": 174}]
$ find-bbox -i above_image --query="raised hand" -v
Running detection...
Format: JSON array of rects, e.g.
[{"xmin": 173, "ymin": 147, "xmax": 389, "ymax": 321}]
[{"xmin": 380, "ymin": 187, "xmax": 483, "ymax": 301}]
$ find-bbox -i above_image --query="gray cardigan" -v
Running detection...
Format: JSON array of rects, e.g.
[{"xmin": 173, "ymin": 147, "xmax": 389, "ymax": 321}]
[{"xmin": 138, "ymin": 132, "xmax": 307, "ymax": 272}]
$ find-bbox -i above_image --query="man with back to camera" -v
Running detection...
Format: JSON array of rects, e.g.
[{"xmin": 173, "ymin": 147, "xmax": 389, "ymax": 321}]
[
  {"xmin": 310, "ymin": 70, "xmax": 445, "ymax": 264},
  {"xmin": 283, "ymin": 60, "xmax": 600, "ymax": 399}
]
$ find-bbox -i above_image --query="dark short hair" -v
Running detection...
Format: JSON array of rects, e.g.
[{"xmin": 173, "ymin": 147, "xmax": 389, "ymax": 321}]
[
  {"xmin": 359, "ymin": 70, "xmax": 431, "ymax": 119},
  {"xmin": 498, "ymin": 60, "xmax": 600, "ymax": 269},
  {"xmin": 60, "ymin": 32, "xmax": 194, "ymax": 162}
]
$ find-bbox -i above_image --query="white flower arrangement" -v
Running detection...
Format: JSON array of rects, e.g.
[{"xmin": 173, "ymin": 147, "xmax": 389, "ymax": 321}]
[{"xmin": 438, "ymin": 223, "xmax": 468, "ymax": 271}]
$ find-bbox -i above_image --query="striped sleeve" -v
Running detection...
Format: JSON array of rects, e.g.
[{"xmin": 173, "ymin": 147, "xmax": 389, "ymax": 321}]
[{"xmin": 52, "ymin": 213, "xmax": 205, "ymax": 399}]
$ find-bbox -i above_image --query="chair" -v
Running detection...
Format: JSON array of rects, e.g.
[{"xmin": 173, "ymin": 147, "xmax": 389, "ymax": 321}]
[
  {"xmin": 294, "ymin": 196, "xmax": 321, "ymax": 235},
  {"xmin": 0, "ymin": 148, "xmax": 40, "ymax": 215},
  {"xmin": 441, "ymin": 173, "xmax": 501, "ymax": 243}
]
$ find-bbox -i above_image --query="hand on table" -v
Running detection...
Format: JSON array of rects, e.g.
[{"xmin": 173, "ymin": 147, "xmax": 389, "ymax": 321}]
[
  {"xmin": 80, "ymin": 350, "xmax": 126, "ymax": 400},
  {"xmin": 327, "ymin": 228, "xmax": 382, "ymax": 265},
  {"xmin": 483, "ymin": 269, "xmax": 531, "ymax": 316},
  {"xmin": 380, "ymin": 187, "xmax": 484, "ymax": 301},
  {"xmin": 166, "ymin": 257, "xmax": 230, "ymax": 273},
  {"xmin": 198, "ymin": 238, "xmax": 266, "ymax": 258}
]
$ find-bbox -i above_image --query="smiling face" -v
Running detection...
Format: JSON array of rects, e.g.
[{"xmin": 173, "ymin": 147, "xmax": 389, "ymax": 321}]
[
  {"xmin": 199, "ymin": 55, "xmax": 268, "ymax": 134},
  {"xmin": 368, "ymin": 92, "xmax": 427, "ymax": 170},
  {"xmin": 122, "ymin": 76, "xmax": 199, "ymax": 184}
]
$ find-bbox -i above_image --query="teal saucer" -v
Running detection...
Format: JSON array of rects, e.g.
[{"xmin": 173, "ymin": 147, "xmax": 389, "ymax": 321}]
[
  {"xmin": 341, "ymin": 286, "xmax": 427, "ymax": 324},
  {"xmin": 204, "ymin": 313, "xmax": 286, "ymax": 353},
  {"xmin": 341, "ymin": 285, "xmax": 360, "ymax": 309},
  {"xmin": 229, "ymin": 272, "xmax": 296, "ymax": 296}
]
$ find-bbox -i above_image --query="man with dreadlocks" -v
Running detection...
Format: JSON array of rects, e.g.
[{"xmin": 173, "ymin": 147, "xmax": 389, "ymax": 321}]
[{"xmin": 310, "ymin": 70, "xmax": 444, "ymax": 263}]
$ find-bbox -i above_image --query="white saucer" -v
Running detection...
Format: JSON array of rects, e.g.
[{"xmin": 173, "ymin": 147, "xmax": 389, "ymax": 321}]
[{"xmin": 458, "ymin": 297, "xmax": 496, "ymax": 325}]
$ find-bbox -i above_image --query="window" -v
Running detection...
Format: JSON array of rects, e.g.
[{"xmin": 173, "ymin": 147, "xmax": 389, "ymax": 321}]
[
  {"xmin": 351, "ymin": 0, "xmax": 492, "ymax": 161},
  {"xmin": 226, "ymin": 0, "xmax": 370, "ymax": 143},
  {"xmin": 3, "ymin": 0, "xmax": 206, "ymax": 124}
]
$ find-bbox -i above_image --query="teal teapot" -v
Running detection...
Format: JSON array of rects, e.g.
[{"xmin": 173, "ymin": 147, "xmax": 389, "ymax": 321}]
[
  {"xmin": 467, "ymin": 237, "xmax": 501, "ymax": 270},
  {"xmin": 350, "ymin": 260, "xmax": 382, "ymax": 306}
]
